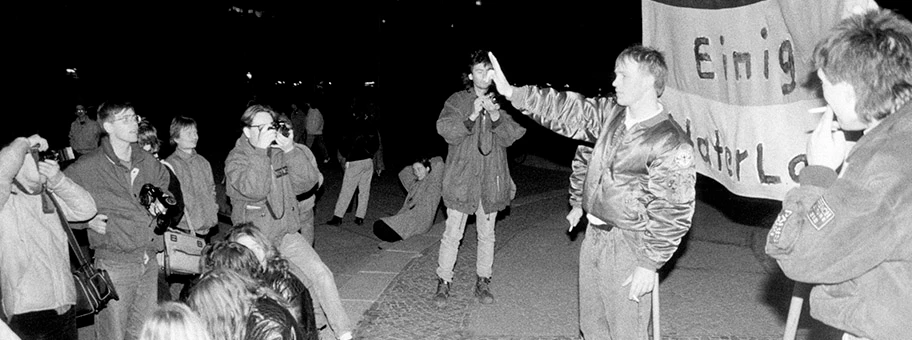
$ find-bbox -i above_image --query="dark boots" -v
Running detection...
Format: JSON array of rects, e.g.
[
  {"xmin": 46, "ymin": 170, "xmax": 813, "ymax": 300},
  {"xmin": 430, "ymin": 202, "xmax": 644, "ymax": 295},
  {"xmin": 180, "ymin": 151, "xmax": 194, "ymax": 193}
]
[
  {"xmin": 326, "ymin": 216, "xmax": 342, "ymax": 226},
  {"xmin": 474, "ymin": 276, "xmax": 494, "ymax": 304},
  {"xmin": 433, "ymin": 278, "xmax": 450, "ymax": 307}
]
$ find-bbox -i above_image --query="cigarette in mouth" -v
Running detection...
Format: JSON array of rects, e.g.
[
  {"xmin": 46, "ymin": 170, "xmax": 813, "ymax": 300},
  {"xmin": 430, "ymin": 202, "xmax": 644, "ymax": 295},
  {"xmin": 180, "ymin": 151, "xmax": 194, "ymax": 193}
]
[{"xmin": 808, "ymin": 106, "xmax": 828, "ymax": 114}]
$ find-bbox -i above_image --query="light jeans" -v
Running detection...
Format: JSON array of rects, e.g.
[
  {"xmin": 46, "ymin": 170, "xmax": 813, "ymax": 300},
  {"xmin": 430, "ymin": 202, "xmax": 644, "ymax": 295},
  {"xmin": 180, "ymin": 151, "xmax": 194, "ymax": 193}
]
[
  {"xmin": 436, "ymin": 204, "xmax": 497, "ymax": 282},
  {"xmin": 279, "ymin": 232, "xmax": 352, "ymax": 338},
  {"xmin": 95, "ymin": 253, "xmax": 159, "ymax": 340},
  {"xmin": 333, "ymin": 159, "xmax": 373, "ymax": 219},
  {"xmin": 298, "ymin": 198, "xmax": 315, "ymax": 246},
  {"xmin": 579, "ymin": 226, "xmax": 651, "ymax": 340}
]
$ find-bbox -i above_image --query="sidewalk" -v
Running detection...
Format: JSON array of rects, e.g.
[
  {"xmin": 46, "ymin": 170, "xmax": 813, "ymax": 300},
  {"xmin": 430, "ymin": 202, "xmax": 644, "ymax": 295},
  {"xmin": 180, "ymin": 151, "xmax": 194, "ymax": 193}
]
[{"xmin": 314, "ymin": 156, "xmax": 840, "ymax": 340}]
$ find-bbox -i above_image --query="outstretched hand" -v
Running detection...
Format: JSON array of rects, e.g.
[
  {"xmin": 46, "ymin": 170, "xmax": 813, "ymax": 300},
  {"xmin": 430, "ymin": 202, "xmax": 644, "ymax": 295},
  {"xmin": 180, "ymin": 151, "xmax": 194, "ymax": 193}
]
[{"xmin": 488, "ymin": 52, "xmax": 514, "ymax": 99}]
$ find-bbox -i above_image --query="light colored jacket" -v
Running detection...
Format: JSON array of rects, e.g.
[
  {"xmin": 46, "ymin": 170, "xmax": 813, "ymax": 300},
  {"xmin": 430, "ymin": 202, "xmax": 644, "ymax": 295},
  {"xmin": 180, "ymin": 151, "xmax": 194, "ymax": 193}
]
[
  {"xmin": 225, "ymin": 136, "xmax": 320, "ymax": 245},
  {"xmin": 0, "ymin": 176, "xmax": 96, "ymax": 317}
]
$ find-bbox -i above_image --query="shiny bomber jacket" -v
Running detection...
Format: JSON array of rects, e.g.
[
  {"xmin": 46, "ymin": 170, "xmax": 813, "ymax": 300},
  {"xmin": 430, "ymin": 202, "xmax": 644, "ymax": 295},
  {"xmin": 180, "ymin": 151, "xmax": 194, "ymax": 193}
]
[{"xmin": 510, "ymin": 85, "xmax": 696, "ymax": 270}]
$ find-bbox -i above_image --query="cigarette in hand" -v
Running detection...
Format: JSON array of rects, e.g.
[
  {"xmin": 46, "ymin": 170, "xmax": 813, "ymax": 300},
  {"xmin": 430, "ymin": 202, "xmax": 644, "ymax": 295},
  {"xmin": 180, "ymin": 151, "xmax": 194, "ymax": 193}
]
[{"xmin": 807, "ymin": 106, "xmax": 828, "ymax": 114}]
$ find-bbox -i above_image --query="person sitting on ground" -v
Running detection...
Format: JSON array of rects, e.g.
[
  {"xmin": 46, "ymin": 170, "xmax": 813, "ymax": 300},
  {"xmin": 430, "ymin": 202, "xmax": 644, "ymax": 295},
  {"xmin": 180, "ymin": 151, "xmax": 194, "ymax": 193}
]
[
  {"xmin": 138, "ymin": 301, "xmax": 212, "ymax": 340},
  {"xmin": 373, "ymin": 156, "xmax": 446, "ymax": 242},
  {"xmin": 187, "ymin": 268, "xmax": 304, "ymax": 340},
  {"xmin": 202, "ymin": 238, "xmax": 317, "ymax": 340}
]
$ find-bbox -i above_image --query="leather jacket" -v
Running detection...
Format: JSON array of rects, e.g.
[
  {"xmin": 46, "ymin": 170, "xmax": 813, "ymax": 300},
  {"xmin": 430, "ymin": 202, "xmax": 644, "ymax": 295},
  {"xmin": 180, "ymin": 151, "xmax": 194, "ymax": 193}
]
[
  {"xmin": 246, "ymin": 296, "xmax": 305, "ymax": 340},
  {"xmin": 261, "ymin": 269, "xmax": 318, "ymax": 340}
]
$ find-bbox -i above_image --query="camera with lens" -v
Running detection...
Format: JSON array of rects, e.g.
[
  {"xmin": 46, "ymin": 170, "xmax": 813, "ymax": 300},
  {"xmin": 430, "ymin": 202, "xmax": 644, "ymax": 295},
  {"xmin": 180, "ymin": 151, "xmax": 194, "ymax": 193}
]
[
  {"xmin": 270, "ymin": 120, "xmax": 291, "ymax": 138},
  {"xmin": 139, "ymin": 184, "xmax": 182, "ymax": 235},
  {"xmin": 30, "ymin": 146, "xmax": 76, "ymax": 163}
]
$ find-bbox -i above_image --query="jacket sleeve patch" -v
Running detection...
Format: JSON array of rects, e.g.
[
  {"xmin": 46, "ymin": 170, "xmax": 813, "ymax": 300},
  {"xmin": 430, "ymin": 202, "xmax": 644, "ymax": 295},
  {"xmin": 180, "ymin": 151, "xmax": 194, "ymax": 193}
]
[
  {"xmin": 769, "ymin": 209, "xmax": 792, "ymax": 244},
  {"xmin": 674, "ymin": 149, "xmax": 694, "ymax": 168},
  {"xmin": 806, "ymin": 198, "xmax": 835, "ymax": 231}
]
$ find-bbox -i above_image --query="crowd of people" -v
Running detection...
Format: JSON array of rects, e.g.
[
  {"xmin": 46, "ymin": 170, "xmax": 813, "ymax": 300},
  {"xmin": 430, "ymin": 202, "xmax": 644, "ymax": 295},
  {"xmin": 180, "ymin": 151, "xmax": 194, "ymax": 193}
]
[{"xmin": 1, "ymin": 7, "xmax": 909, "ymax": 340}]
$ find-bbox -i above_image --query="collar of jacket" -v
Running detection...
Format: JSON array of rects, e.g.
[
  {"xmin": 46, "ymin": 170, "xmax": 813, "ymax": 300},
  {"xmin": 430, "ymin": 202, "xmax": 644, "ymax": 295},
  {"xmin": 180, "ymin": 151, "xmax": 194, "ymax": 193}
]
[
  {"xmin": 622, "ymin": 104, "xmax": 671, "ymax": 130},
  {"xmin": 99, "ymin": 136, "xmax": 151, "ymax": 169}
]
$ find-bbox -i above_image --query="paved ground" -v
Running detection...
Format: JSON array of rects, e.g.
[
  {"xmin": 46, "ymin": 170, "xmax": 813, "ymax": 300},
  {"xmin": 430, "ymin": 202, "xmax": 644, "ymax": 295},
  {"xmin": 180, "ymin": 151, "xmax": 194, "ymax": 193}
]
[{"xmin": 78, "ymin": 155, "xmax": 844, "ymax": 340}]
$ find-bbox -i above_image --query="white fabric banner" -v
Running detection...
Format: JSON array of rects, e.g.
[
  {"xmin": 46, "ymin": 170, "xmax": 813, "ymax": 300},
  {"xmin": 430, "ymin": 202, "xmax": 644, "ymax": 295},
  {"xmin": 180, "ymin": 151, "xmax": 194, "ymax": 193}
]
[{"xmin": 642, "ymin": 0, "xmax": 874, "ymax": 200}]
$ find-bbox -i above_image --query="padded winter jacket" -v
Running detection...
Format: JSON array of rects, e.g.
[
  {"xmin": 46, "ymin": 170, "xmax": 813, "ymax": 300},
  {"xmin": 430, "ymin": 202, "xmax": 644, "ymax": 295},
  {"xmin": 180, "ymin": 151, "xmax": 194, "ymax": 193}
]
[{"xmin": 510, "ymin": 86, "xmax": 696, "ymax": 270}]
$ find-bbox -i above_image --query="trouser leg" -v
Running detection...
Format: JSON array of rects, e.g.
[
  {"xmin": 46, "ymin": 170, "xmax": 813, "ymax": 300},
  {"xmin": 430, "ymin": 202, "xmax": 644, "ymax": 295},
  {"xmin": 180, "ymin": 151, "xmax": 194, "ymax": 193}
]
[{"xmin": 436, "ymin": 208, "xmax": 468, "ymax": 282}]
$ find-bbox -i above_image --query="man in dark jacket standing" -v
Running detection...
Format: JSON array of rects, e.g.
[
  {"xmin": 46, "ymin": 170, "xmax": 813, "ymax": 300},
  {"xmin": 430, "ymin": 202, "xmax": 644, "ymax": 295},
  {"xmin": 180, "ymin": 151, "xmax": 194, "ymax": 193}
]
[
  {"xmin": 433, "ymin": 50, "xmax": 526, "ymax": 307},
  {"xmin": 490, "ymin": 46, "xmax": 696, "ymax": 340},
  {"xmin": 765, "ymin": 9, "xmax": 912, "ymax": 340},
  {"xmin": 66, "ymin": 101, "xmax": 171, "ymax": 340}
]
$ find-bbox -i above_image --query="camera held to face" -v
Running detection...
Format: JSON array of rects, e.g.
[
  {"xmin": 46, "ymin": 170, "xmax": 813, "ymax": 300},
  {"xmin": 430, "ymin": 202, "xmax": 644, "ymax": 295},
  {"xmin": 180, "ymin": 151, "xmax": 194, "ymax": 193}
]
[
  {"xmin": 30, "ymin": 146, "xmax": 76, "ymax": 163},
  {"xmin": 270, "ymin": 120, "xmax": 291, "ymax": 138},
  {"xmin": 139, "ymin": 184, "xmax": 181, "ymax": 235}
]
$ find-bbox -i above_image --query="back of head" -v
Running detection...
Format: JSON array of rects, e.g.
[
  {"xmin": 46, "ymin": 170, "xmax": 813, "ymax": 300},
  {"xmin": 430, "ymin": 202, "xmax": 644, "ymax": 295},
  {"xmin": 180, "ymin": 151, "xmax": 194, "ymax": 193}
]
[
  {"xmin": 203, "ymin": 241, "xmax": 262, "ymax": 277},
  {"xmin": 138, "ymin": 119, "xmax": 161, "ymax": 155},
  {"xmin": 227, "ymin": 222, "xmax": 278, "ymax": 260},
  {"xmin": 139, "ymin": 301, "xmax": 212, "ymax": 340},
  {"xmin": 615, "ymin": 45, "xmax": 668, "ymax": 97},
  {"xmin": 187, "ymin": 268, "xmax": 257, "ymax": 340},
  {"xmin": 813, "ymin": 9, "xmax": 912, "ymax": 122}
]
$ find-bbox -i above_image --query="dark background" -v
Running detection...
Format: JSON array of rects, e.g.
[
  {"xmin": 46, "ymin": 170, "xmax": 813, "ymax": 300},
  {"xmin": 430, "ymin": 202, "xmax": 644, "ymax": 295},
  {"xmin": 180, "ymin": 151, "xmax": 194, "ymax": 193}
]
[{"xmin": 6, "ymin": 0, "xmax": 910, "ymax": 193}]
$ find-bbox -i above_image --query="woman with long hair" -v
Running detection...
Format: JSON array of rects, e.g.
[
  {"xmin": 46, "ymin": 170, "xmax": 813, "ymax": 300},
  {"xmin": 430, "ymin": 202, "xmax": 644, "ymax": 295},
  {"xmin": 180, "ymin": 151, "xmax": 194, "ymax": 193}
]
[
  {"xmin": 226, "ymin": 223, "xmax": 318, "ymax": 339},
  {"xmin": 138, "ymin": 302, "xmax": 212, "ymax": 340},
  {"xmin": 187, "ymin": 268, "xmax": 304, "ymax": 340}
]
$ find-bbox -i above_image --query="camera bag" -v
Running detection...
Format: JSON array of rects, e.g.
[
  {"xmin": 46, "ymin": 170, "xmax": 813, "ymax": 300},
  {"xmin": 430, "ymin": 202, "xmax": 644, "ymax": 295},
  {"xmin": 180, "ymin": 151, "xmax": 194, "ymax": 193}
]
[
  {"xmin": 46, "ymin": 191, "xmax": 119, "ymax": 319},
  {"xmin": 158, "ymin": 228, "xmax": 205, "ymax": 276}
]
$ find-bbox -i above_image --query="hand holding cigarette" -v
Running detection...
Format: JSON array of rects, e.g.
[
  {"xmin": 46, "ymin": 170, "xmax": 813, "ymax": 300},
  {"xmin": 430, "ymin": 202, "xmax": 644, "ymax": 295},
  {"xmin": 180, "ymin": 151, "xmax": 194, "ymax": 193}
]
[{"xmin": 806, "ymin": 106, "xmax": 847, "ymax": 170}]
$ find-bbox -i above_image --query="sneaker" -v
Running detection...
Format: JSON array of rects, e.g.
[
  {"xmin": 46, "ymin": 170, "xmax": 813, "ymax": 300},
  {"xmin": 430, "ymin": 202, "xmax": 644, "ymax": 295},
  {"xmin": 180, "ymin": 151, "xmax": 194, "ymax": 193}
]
[
  {"xmin": 433, "ymin": 278, "xmax": 450, "ymax": 308},
  {"xmin": 474, "ymin": 276, "xmax": 494, "ymax": 304},
  {"xmin": 354, "ymin": 217, "xmax": 364, "ymax": 226},
  {"xmin": 326, "ymin": 216, "xmax": 343, "ymax": 226}
]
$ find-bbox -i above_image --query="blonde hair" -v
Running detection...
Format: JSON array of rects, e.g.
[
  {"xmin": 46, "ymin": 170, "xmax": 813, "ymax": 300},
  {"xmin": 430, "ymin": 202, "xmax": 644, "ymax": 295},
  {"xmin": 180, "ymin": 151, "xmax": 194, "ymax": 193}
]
[
  {"xmin": 138, "ymin": 302, "xmax": 212, "ymax": 340},
  {"xmin": 187, "ymin": 269, "xmax": 257, "ymax": 340}
]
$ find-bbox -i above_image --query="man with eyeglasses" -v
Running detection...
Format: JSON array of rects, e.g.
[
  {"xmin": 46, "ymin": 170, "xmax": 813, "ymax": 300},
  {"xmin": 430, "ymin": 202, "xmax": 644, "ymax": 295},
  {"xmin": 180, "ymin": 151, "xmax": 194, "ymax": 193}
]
[
  {"xmin": 65, "ymin": 100, "xmax": 173, "ymax": 340},
  {"xmin": 68, "ymin": 104, "xmax": 101, "ymax": 158},
  {"xmin": 225, "ymin": 104, "xmax": 353, "ymax": 340}
]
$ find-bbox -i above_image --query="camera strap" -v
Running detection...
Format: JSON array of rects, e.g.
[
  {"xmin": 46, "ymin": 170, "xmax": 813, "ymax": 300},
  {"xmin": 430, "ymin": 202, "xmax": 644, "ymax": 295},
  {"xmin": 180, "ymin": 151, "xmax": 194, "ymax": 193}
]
[{"xmin": 37, "ymin": 184, "xmax": 92, "ymax": 269}]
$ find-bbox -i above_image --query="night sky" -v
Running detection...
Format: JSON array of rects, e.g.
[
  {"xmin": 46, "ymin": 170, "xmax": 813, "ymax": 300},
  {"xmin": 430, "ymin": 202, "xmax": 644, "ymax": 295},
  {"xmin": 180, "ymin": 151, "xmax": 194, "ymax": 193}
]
[{"xmin": 8, "ymin": 1, "xmax": 910, "ymax": 176}]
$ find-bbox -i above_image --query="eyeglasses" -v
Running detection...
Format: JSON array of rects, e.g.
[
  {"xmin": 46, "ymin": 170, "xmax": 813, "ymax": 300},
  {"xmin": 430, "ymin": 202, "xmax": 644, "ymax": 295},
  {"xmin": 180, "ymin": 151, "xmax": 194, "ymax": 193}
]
[{"xmin": 112, "ymin": 114, "xmax": 142, "ymax": 124}]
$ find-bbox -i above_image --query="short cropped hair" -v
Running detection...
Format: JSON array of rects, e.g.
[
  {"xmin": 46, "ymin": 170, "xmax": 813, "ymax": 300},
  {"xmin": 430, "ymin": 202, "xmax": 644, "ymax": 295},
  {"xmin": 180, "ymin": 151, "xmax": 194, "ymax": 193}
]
[
  {"xmin": 812, "ymin": 9, "xmax": 912, "ymax": 122},
  {"xmin": 97, "ymin": 100, "xmax": 135, "ymax": 123},
  {"xmin": 138, "ymin": 302, "xmax": 212, "ymax": 340},
  {"xmin": 616, "ymin": 45, "xmax": 669, "ymax": 97},
  {"xmin": 240, "ymin": 104, "xmax": 277, "ymax": 128},
  {"xmin": 169, "ymin": 116, "xmax": 197, "ymax": 146}
]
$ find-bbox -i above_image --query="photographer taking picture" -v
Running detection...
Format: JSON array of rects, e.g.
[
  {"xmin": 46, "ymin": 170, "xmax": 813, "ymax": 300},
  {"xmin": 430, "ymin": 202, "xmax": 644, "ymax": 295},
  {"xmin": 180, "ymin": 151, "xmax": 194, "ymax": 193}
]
[
  {"xmin": 225, "ymin": 104, "xmax": 353, "ymax": 340},
  {"xmin": 1, "ymin": 134, "xmax": 98, "ymax": 340},
  {"xmin": 65, "ymin": 100, "xmax": 173, "ymax": 340}
]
